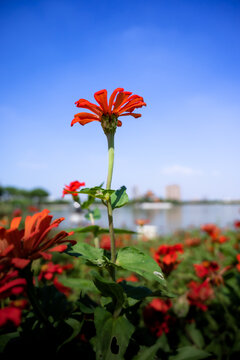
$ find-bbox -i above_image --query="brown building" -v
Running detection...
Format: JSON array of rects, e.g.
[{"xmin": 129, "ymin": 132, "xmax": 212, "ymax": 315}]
[{"xmin": 165, "ymin": 184, "xmax": 181, "ymax": 201}]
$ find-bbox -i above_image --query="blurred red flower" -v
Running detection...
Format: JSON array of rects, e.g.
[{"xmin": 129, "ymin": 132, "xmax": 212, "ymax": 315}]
[
  {"xmin": 154, "ymin": 244, "xmax": 183, "ymax": 275},
  {"xmin": 234, "ymin": 220, "xmax": 240, "ymax": 229},
  {"xmin": 184, "ymin": 237, "xmax": 201, "ymax": 247},
  {"xmin": 0, "ymin": 270, "xmax": 27, "ymax": 328},
  {"xmin": 62, "ymin": 180, "xmax": 85, "ymax": 198},
  {"xmin": 187, "ymin": 280, "xmax": 214, "ymax": 311},
  {"xmin": 71, "ymin": 88, "xmax": 146, "ymax": 128},
  {"xmin": 201, "ymin": 224, "xmax": 228, "ymax": 244},
  {"xmin": 0, "ymin": 209, "xmax": 76, "ymax": 269},
  {"xmin": 194, "ymin": 261, "xmax": 220, "ymax": 278},
  {"xmin": 143, "ymin": 298, "xmax": 173, "ymax": 337}
]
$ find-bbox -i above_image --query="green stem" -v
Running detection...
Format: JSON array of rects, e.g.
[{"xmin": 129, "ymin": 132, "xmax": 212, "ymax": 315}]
[
  {"xmin": 106, "ymin": 133, "xmax": 114, "ymax": 189},
  {"xmin": 106, "ymin": 133, "xmax": 116, "ymax": 271}
]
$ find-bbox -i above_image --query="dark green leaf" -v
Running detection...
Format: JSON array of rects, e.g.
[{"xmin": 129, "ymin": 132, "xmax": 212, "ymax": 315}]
[
  {"xmin": 185, "ymin": 323, "xmax": 205, "ymax": 349},
  {"xmin": 94, "ymin": 307, "xmax": 135, "ymax": 360},
  {"xmin": 118, "ymin": 281, "xmax": 153, "ymax": 300},
  {"xmin": 0, "ymin": 332, "xmax": 19, "ymax": 352},
  {"xmin": 111, "ymin": 186, "xmax": 129, "ymax": 209},
  {"xmin": 92, "ymin": 272, "xmax": 125, "ymax": 310},
  {"xmin": 57, "ymin": 318, "xmax": 83, "ymax": 351},
  {"xmin": 133, "ymin": 333, "xmax": 170, "ymax": 359}
]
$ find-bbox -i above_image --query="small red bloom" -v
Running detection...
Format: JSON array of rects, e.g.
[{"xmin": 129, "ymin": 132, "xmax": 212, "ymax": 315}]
[
  {"xmin": 62, "ymin": 180, "xmax": 85, "ymax": 198},
  {"xmin": 71, "ymin": 88, "xmax": 146, "ymax": 132},
  {"xmin": 0, "ymin": 209, "xmax": 76, "ymax": 268},
  {"xmin": 187, "ymin": 280, "xmax": 214, "ymax": 311},
  {"xmin": 154, "ymin": 244, "xmax": 183, "ymax": 275}
]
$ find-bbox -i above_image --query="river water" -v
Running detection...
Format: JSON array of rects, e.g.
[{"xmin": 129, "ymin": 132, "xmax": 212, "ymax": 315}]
[{"xmin": 51, "ymin": 203, "xmax": 240, "ymax": 235}]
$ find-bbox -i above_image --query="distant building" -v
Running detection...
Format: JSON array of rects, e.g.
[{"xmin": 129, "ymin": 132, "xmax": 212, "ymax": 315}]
[{"xmin": 165, "ymin": 185, "xmax": 181, "ymax": 201}]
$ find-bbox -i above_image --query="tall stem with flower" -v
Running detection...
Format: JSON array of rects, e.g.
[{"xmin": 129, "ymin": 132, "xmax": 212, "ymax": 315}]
[{"xmin": 71, "ymin": 88, "xmax": 146, "ymax": 270}]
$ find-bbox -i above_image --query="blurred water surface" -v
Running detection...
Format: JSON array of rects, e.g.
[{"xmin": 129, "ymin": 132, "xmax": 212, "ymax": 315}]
[{"xmin": 50, "ymin": 203, "xmax": 240, "ymax": 235}]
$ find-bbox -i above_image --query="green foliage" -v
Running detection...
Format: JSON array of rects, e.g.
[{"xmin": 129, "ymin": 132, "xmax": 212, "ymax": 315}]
[{"xmin": 169, "ymin": 346, "xmax": 211, "ymax": 360}]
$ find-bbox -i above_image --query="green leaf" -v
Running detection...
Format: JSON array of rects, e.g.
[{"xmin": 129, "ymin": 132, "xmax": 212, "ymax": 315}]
[
  {"xmin": 110, "ymin": 186, "xmax": 129, "ymax": 209},
  {"xmin": 185, "ymin": 323, "xmax": 205, "ymax": 349},
  {"xmin": 71, "ymin": 225, "xmax": 100, "ymax": 234},
  {"xmin": 133, "ymin": 333, "xmax": 170, "ymax": 359},
  {"xmin": 116, "ymin": 247, "xmax": 167, "ymax": 288},
  {"xmin": 71, "ymin": 225, "xmax": 136, "ymax": 236},
  {"xmin": 65, "ymin": 242, "xmax": 105, "ymax": 266},
  {"xmin": 58, "ymin": 277, "xmax": 99, "ymax": 293},
  {"xmin": 94, "ymin": 307, "xmax": 135, "ymax": 360},
  {"xmin": 79, "ymin": 186, "xmax": 114, "ymax": 201},
  {"xmin": 169, "ymin": 346, "xmax": 211, "ymax": 360}
]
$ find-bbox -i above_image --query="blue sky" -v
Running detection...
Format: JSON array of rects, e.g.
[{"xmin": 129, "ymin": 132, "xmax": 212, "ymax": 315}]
[{"xmin": 1, "ymin": 0, "xmax": 240, "ymax": 200}]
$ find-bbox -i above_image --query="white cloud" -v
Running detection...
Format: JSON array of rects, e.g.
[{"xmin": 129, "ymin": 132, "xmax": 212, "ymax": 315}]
[{"xmin": 161, "ymin": 165, "xmax": 203, "ymax": 176}]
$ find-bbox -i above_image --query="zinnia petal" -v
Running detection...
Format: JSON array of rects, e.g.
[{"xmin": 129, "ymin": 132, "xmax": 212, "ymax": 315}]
[{"xmin": 94, "ymin": 89, "xmax": 109, "ymax": 114}]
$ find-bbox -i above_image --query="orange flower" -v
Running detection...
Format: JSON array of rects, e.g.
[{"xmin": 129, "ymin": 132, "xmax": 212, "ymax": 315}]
[
  {"xmin": 0, "ymin": 209, "xmax": 76, "ymax": 269},
  {"xmin": 71, "ymin": 88, "xmax": 146, "ymax": 133}
]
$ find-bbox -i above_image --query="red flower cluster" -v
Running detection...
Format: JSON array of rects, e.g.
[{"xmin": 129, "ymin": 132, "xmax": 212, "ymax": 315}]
[
  {"xmin": 201, "ymin": 224, "xmax": 228, "ymax": 244},
  {"xmin": 71, "ymin": 88, "xmax": 146, "ymax": 130},
  {"xmin": 143, "ymin": 298, "xmax": 173, "ymax": 337},
  {"xmin": 62, "ymin": 180, "xmax": 85, "ymax": 198},
  {"xmin": 0, "ymin": 209, "xmax": 76, "ymax": 270},
  {"xmin": 154, "ymin": 244, "xmax": 184, "ymax": 275},
  {"xmin": 194, "ymin": 261, "xmax": 220, "ymax": 278},
  {"xmin": 38, "ymin": 261, "xmax": 73, "ymax": 281},
  {"xmin": 187, "ymin": 280, "xmax": 214, "ymax": 311}
]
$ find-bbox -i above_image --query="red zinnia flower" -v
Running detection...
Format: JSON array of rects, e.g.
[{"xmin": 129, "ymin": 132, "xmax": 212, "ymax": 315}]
[
  {"xmin": 0, "ymin": 209, "xmax": 76, "ymax": 269},
  {"xmin": 62, "ymin": 180, "xmax": 85, "ymax": 198},
  {"xmin": 71, "ymin": 88, "xmax": 146, "ymax": 130}
]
